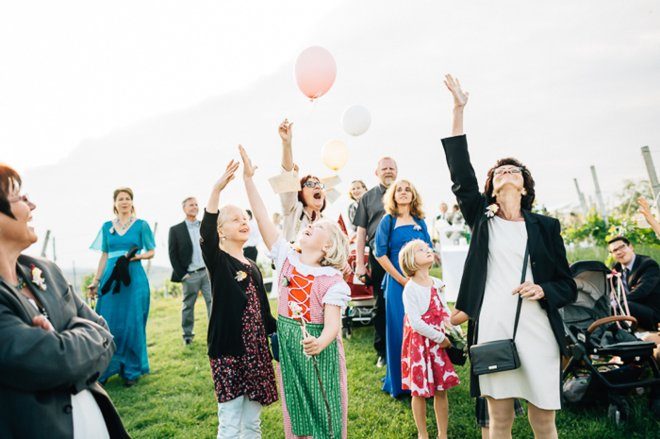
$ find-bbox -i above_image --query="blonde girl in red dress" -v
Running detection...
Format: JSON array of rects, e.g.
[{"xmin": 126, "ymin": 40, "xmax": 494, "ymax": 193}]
[
  {"xmin": 400, "ymin": 239, "xmax": 460, "ymax": 439},
  {"xmin": 239, "ymin": 146, "xmax": 351, "ymax": 439}
]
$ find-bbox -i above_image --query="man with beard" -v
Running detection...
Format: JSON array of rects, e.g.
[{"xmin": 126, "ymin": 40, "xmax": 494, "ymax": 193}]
[{"xmin": 353, "ymin": 157, "xmax": 398, "ymax": 367}]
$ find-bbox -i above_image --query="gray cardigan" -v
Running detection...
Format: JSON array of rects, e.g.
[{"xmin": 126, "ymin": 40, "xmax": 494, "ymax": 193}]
[{"xmin": 0, "ymin": 255, "xmax": 129, "ymax": 438}]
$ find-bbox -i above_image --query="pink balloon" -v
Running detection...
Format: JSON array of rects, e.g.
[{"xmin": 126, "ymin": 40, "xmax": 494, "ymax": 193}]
[{"xmin": 295, "ymin": 46, "xmax": 337, "ymax": 101}]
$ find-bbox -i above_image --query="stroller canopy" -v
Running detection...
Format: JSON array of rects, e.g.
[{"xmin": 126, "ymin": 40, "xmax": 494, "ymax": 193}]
[{"xmin": 562, "ymin": 260, "xmax": 612, "ymax": 329}]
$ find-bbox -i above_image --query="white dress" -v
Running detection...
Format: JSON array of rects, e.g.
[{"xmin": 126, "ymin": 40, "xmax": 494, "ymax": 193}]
[{"xmin": 477, "ymin": 216, "xmax": 560, "ymax": 410}]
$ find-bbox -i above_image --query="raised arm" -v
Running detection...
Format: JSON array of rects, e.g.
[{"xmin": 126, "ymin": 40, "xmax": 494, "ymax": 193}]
[
  {"xmin": 279, "ymin": 119, "xmax": 294, "ymax": 172},
  {"xmin": 444, "ymin": 74, "xmax": 469, "ymax": 136},
  {"xmin": 441, "ymin": 74, "xmax": 484, "ymax": 228},
  {"xmin": 240, "ymin": 145, "xmax": 280, "ymax": 250},
  {"xmin": 638, "ymin": 197, "xmax": 660, "ymax": 238},
  {"xmin": 201, "ymin": 160, "xmax": 239, "ymax": 266},
  {"xmin": 206, "ymin": 160, "xmax": 239, "ymax": 214}
]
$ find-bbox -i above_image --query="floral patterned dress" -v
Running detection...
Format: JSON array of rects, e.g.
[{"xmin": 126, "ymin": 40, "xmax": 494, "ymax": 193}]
[
  {"xmin": 209, "ymin": 262, "xmax": 278, "ymax": 405},
  {"xmin": 401, "ymin": 285, "xmax": 460, "ymax": 397}
]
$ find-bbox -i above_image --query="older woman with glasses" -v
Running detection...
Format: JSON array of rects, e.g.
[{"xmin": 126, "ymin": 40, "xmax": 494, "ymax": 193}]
[
  {"xmin": 276, "ymin": 119, "xmax": 328, "ymax": 242},
  {"xmin": 441, "ymin": 75, "xmax": 576, "ymax": 439},
  {"xmin": 0, "ymin": 164, "xmax": 128, "ymax": 438}
]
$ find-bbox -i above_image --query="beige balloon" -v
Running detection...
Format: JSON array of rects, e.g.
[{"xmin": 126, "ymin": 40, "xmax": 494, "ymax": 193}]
[{"xmin": 322, "ymin": 139, "xmax": 348, "ymax": 171}]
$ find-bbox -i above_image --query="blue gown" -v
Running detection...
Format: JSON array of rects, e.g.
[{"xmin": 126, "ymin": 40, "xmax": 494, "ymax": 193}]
[
  {"xmin": 91, "ymin": 219, "xmax": 155, "ymax": 381},
  {"xmin": 374, "ymin": 214, "xmax": 433, "ymax": 398}
]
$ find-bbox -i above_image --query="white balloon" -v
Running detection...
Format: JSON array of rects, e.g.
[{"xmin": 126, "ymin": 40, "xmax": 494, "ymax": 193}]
[
  {"xmin": 341, "ymin": 105, "xmax": 371, "ymax": 136},
  {"xmin": 322, "ymin": 139, "xmax": 349, "ymax": 171}
]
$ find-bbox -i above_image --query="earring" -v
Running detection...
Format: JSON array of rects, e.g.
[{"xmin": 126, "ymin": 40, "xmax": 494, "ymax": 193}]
[{"xmin": 521, "ymin": 188, "xmax": 527, "ymax": 196}]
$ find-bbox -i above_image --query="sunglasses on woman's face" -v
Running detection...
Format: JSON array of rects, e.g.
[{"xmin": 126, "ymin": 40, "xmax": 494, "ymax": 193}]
[
  {"xmin": 303, "ymin": 181, "xmax": 325, "ymax": 190},
  {"xmin": 494, "ymin": 167, "xmax": 522, "ymax": 176}
]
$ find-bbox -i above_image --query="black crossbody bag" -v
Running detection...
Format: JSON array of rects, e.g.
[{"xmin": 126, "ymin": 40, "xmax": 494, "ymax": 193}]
[{"xmin": 469, "ymin": 243, "xmax": 529, "ymax": 376}]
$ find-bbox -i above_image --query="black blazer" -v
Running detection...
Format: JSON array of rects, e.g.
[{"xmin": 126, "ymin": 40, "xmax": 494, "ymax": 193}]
[
  {"xmin": 0, "ymin": 255, "xmax": 129, "ymax": 439},
  {"xmin": 442, "ymin": 135, "xmax": 577, "ymax": 397},
  {"xmin": 613, "ymin": 254, "xmax": 660, "ymax": 314},
  {"xmin": 200, "ymin": 210, "xmax": 277, "ymax": 358},
  {"xmin": 168, "ymin": 221, "xmax": 193, "ymax": 282}
]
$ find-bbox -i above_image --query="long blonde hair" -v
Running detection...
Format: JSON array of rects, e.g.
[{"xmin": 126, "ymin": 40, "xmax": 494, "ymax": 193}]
[
  {"xmin": 382, "ymin": 180, "xmax": 425, "ymax": 218},
  {"xmin": 398, "ymin": 239, "xmax": 428, "ymax": 277},
  {"xmin": 315, "ymin": 220, "xmax": 349, "ymax": 270}
]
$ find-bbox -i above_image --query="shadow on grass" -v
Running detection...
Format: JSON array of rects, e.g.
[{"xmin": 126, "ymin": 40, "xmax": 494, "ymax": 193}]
[{"xmin": 106, "ymin": 297, "xmax": 658, "ymax": 438}]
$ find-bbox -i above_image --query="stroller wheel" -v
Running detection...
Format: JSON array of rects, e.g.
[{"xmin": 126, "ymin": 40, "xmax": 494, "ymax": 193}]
[{"xmin": 607, "ymin": 397, "xmax": 630, "ymax": 425}]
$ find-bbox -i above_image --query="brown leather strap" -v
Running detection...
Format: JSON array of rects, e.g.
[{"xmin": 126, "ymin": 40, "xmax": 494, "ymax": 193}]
[{"xmin": 587, "ymin": 315, "xmax": 638, "ymax": 333}]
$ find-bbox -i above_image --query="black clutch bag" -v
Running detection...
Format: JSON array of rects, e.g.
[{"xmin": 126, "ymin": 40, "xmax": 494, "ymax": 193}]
[
  {"xmin": 469, "ymin": 243, "xmax": 528, "ymax": 376},
  {"xmin": 446, "ymin": 345, "xmax": 467, "ymax": 366}
]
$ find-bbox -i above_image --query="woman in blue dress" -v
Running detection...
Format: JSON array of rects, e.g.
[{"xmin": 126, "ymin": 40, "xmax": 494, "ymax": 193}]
[
  {"xmin": 88, "ymin": 187, "xmax": 156, "ymax": 386},
  {"xmin": 374, "ymin": 179, "xmax": 434, "ymax": 398}
]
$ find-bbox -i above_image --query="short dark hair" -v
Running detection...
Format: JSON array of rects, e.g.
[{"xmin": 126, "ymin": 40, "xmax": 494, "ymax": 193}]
[
  {"xmin": 0, "ymin": 164, "xmax": 22, "ymax": 219},
  {"xmin": 607, "ymin": 236, "xmax": 630, "ymax": 246},
  {"xmin": 182, "ymin": 196, "xmax": 196, "ymax": 206},
  {"xmin": 483, "ymin": 158, "xmax": 536, "ymax": 210},
  {"xmin": 246, "ymin": 209, "xmax": 253, "ymax": 220}
]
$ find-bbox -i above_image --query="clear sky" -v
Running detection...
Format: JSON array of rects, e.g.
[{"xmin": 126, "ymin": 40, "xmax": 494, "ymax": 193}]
[{"xmin": 1, "ymin": 1, "xmax": 658, "ymax": 270}]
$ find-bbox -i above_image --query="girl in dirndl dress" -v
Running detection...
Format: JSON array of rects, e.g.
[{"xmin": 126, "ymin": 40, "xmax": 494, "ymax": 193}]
[
  {"xmin": 400, "ymin": 239, "xmax": 460, "ymax": 439},
  {"xmin": 240, "ymin": 145, "xmax": 351, "ymax": 439}
]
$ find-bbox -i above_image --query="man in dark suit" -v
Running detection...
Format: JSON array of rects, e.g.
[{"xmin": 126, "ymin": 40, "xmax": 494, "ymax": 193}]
[
  {"xmin": 608, "ymin": 236, "xmax": 660, "ymax": 331},
  {"xmin": 169, "ymin": 197, "xmax": 212, "ymax": 345}
]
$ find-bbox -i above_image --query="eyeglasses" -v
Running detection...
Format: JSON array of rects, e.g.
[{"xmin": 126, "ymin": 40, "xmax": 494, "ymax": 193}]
[
  {"xmin": 8, "ymin": 193, "xmax": 31, "ymax": 204},
  {"xmin": 609, "ymin": 244, "xmax": 628, "ymax": 254},
  {"xmin": 303, "ymin": 181, "xmax": 325, "ymax": 190},
  {"xmin": 494, "ymin": 167, "xmax": 522, "ymax": 176}
]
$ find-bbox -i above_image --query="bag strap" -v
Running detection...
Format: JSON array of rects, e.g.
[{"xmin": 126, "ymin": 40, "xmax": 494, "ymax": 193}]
[
  {"xmin": 512, "ymin": 243, "xmax": 530, "ymax": 341},
  {"xmin": 472, "ymin": 241, "xmax": 530, "ymax": 345}
]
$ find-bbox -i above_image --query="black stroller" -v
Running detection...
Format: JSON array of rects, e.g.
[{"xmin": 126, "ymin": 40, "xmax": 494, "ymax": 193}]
[{"xmin": 560, "ymin": 261, "xmax": 660, "ymax": 424}]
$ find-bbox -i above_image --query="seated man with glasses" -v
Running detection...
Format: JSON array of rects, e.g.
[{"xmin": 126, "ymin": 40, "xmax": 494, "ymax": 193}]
[{"xmin": 608, "ymin": 236, "xmax": 660, "ymax": 331}]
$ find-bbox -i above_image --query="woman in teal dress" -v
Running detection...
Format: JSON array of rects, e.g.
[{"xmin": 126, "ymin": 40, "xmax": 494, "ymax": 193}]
[
  {"xmin": 88, "ymin": 187, "xmax": 155, "ymax": 386},
  {"xmin": 374, "ymin": 180, "xmax": 434, "ymax": 398}
]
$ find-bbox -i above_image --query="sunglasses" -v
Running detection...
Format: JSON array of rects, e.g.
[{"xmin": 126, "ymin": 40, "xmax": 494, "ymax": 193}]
[{"xmin": 303, "ymin": 181, "xmax": 325, "ymax": 190}]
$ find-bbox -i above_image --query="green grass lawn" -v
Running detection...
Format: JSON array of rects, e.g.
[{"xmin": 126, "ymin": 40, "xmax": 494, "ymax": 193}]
[{"xmin": 104, "ymin": 296, "xmax": 658, "ymax": 438}]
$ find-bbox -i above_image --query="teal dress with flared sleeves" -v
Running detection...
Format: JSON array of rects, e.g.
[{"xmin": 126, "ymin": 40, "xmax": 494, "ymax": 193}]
[{"xmin": 90, "ymin": 219, "xmax": 155, "ymax": 382}]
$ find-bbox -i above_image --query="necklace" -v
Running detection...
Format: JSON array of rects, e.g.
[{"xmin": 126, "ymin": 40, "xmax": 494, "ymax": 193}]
[
  {"xmin": 114, "ymin": 216, "xmax": 135, "ymax": 232},
  {"xmin": 10, "ymin": 275, "xmax": 27, "ymax": 291}
]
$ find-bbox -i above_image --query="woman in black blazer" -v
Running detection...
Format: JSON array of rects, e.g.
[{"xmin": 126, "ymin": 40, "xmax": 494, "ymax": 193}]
[{"xmin": 441, "ymin": 75, "xmax": 576, "ymax": 439}]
